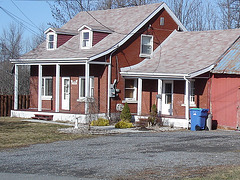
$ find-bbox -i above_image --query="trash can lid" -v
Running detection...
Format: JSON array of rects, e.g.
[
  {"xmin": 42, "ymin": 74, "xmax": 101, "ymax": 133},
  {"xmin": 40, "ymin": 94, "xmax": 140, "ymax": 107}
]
[{"xmin": 190, "ymin": 108, "xmax": 209, "ymax": 112}]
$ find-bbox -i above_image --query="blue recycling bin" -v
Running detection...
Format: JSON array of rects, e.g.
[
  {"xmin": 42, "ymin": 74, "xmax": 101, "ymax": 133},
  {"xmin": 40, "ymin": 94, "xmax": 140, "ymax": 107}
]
[{"xmin": 190, "ymin": 108, "xmax": 208, "ymax": 131}]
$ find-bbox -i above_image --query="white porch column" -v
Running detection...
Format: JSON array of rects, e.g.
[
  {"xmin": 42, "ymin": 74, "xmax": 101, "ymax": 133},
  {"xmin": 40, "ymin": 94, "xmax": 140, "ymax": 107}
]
[
  {"xmin": 107, "ymin": 64, "xmax": 111, "ymax": 118},
  {"xmin": 55, "ymin": 64, "xmax": 60, "ymax": 112},
  {"xmin": 85, "ymin": 61, "xmax": 90, "ymax": 114},
  {"xmin": 14, "ymin": 64, "xmax": 19, "ymax": 110},
  {"xmin": 38, "ymin": 64, "xmax": 42, "ymax": 111},
  {"xmin": 137, "ymin": 78, "xmax": 142, "ymax": 115},
  {"xmin": 185, "ymin": 78, "xmax": 190, "ymax": 122},
  {"xmin": 157, "ymin": 79, "xmax": 162, "ymax": 115}
]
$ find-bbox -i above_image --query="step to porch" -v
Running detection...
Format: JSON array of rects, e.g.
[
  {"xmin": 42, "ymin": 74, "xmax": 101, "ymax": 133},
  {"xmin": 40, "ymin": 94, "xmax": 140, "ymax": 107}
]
[{"xmin": 32, "ymin": 114, "xmax": 53, "ymax": 121}]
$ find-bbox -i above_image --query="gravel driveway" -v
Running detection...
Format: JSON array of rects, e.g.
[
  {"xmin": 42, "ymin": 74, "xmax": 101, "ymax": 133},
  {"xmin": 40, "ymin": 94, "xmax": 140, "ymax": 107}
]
[{"xmin": 0, "ymin": 130, "xmax": 240, "ymax": 179}]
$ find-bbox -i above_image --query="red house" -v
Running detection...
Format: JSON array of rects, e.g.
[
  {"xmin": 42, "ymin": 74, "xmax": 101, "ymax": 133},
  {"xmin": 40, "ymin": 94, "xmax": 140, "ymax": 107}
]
[
  {"xmin": 121, "ymin": 29, "xmax": 240, "ymax": 128},
  {"xmin": 11, "ymin": 3, "xmax": 240, "ymax": 129},
  {"xmin": 11, "ymin": 3, "xmax": 186, "ymax": 124}
]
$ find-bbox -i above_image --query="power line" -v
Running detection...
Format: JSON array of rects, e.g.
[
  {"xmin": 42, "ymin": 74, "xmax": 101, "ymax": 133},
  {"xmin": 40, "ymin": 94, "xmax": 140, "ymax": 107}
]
[{"xmin": 11, "ymin": 0, "xmax": 40, "ymax": 31}]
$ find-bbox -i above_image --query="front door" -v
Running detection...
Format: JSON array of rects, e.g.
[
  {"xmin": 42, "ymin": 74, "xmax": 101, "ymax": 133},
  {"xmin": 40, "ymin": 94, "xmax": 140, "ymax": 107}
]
[
  {"xmin": 62, "ymin": 77, "xmax": 70, "ymax": 110},
  {"xmin": 162, "ymin": 81, "xmax": 173, "ymax": 115}
]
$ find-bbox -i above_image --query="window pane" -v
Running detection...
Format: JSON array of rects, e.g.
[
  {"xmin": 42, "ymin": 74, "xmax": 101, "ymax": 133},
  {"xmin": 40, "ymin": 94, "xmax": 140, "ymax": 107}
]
[
  {"xmin": 49, "ymin": 35, "xmax": 54, "ymax": 41},
  {"xmin": 83, "ymin": 32, "xmax": 89, "ymax": 39},
  {"xmin": 49, "ymin": 42, "xmax": 54, "ymax": 49},
  {"xmin": 165, "ymin": 83, "xmax": 172, "ymax": 93},
  {"xmin": 41, "ymin": 79, "xmax": 44, "ymax": 95},
  {"xmin": 90, "ymin": 78, "xmax": 94, "ymax": 97},
  {"xmin": 45, "ymin": 79, "xmax": 53, "ymax": 96},
  {"xmin": 125, "ymin": 89, "xmax": 134, "ymax": 98},
  {"xmin": 125, "ymin": 79, "xmax": 134, "ymax": 88},
  {"xmin": 142, "ymin": 45, "xmax": 152, "ymax": 54},
  {"xmin": 165, "ymin": 94, "xmax": 172, "ymax": 104},
  {"xmin": 80, "ymin": 78, "xmax": 85, "ymax": 97},
  {"xmin": 83, "ymin": 40, "xmax": 89, "ymax": 47},
  {"xmin": 142, "ymin": 36, "xmax": 151, "ymax": 45}
]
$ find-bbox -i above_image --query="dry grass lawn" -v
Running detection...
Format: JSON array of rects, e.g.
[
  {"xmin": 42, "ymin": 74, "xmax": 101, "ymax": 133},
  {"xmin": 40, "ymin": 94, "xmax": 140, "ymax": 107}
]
[{"xmin": 0, "ymin": 117, "xmax": 91, "ymax": 150}]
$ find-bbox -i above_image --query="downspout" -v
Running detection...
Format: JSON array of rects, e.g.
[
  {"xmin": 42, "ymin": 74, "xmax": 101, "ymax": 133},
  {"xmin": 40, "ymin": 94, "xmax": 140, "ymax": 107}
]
[
  {"xmin": 184, "ymin": 76, "xmax": 190, "ymax": 128},
  {"xmin": 107, "ymin": 47, "xmax": 118, "ymax": 119}
]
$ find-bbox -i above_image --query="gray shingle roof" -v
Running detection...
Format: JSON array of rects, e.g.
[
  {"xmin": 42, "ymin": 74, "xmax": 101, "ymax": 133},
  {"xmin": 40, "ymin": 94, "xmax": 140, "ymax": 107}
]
[
  {"xmin": 19, "ymin": 3, "xmax": 164, "ymax": 60},
  {"xmin": 121, "ymin": 28, "xmax": 240, "ymax": 76}
]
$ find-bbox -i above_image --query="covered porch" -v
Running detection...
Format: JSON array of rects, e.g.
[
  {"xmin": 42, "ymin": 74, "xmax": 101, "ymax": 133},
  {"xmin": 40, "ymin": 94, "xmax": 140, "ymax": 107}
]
[{"xmin": 11, "ymin": 58, "xmax": 111, "ymax": 123}]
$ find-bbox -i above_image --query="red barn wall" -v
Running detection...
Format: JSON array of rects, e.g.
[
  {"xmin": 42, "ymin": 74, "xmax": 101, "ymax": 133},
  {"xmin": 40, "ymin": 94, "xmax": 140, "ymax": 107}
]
[{"xmin": 211, "ymin": 74, "xmax": 240, "ymax": 129}]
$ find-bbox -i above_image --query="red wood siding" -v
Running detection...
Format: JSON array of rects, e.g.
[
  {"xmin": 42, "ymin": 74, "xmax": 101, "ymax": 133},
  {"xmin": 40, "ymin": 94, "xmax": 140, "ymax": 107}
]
[
  {"xmin": 93, "ymin": 32, "xmax": 109, "ymax": 46},
  {"xmin": 211, "ymin": 74, "xmax": 240, "ymax": 129},
  {"xmin": 57, "ymin": 34, "xmax": 74, "ymax": 48}
]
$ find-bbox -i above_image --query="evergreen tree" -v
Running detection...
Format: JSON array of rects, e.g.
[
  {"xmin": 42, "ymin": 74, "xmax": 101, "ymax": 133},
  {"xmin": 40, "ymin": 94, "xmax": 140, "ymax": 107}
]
[{"xmin": 120, "ymin": 103, "xmax": 131, "ymax": 122}]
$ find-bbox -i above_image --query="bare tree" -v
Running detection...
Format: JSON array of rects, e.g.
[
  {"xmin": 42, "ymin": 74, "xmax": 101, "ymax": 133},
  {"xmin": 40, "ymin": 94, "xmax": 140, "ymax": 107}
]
[
  {"xmin": 0, "ymin": 23, "xmax": 30, "ymax": 95},
  {"xmin": 164, "ymin": 0, "xmax": 220, "ymax": 31},
  {"xmin": 96, "ymin": 0, "xmax": 155, "ymax": 9},
  {"xmin": 48, "ymin": 0, "xmax": 94, "ymax": 27},
  {"xmin": 218, "ymin": 0, "xmax": 240, "ymax": 29}
]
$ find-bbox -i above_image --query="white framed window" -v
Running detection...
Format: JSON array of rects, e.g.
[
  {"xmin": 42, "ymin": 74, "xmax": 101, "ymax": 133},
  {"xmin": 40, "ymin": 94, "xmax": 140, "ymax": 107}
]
[
  {"xmin": 79, "ymin": 76, "xmax": 94, "ymax": 99},
  {"xmin": 140, "ymin": 34, "xmax": 153, "ymax": 57},
  {"xmin": 125, "ymin": 79, "xmax": 137, "ymax": 101},
  {"xmin": 42, "ymin": 77, "xmax": 53, "ymax": 100},
  {"xmin": 80, "ymin": 30, "xmax": 92, "ymax": 49},
  {"xmin": 190, "ymin": 81, "xmax": 195, "ymax": 105},
  {"xmin": 47, "ymin": 32, "xmax": 57, "ymax": 50}
]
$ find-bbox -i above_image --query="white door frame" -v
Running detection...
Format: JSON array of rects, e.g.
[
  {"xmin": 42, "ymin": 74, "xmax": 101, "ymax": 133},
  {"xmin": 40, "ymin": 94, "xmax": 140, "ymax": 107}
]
[
  {"xmin": 162, "ymin": 80, "xmax": 173, "ymax": 115},
  {"xmin": 62, "ymin": 77, "xmax": 70, "ymax": 110}
]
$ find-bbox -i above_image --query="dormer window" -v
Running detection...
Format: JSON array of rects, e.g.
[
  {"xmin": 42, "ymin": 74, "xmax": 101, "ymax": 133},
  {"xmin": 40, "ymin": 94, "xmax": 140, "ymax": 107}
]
[
  {"xmin": 81, "ymin": 30, "xmax": 92, "ymax": 49},
  {"xmin": 47, "ymin": 32, "xmax": 56, "ymax": 50}
]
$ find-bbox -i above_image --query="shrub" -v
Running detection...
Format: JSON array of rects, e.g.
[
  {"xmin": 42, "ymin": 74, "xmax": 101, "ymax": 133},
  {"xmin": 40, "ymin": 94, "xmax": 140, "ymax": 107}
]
[
  {"xmin": 91, "ymin": 118, "xmax": 109, "ymax": 126},
  {"xmin": 148, "ymin": 104, "xmax": 158, "ymax": 126},
  {"xmin": 120, "ymin": 103, "xmax": 132, "ymax": 122},
  {"xmin": 115, "ymin": 120, "xmax": 133, "ymax": 129}
]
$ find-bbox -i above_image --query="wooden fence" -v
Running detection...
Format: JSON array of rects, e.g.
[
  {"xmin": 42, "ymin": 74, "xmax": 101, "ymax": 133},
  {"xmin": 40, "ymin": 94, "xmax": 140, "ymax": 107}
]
[{"xmin": 0, "ymin": 95, "xmax": 30, "ymax": 117}]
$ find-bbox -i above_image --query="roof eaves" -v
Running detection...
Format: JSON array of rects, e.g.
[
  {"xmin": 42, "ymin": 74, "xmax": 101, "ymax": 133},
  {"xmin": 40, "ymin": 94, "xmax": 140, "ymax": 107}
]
[
  {"xmin": 189, "ymin": 64, "xmax": 215, "ymax": 78},
  {"xmin": 10, "ymin": 57, "xmax": 89, "ymax": 64},
  {"xmin": 120, "ymin": 71, "xmax": 189, "ymax": 79}
]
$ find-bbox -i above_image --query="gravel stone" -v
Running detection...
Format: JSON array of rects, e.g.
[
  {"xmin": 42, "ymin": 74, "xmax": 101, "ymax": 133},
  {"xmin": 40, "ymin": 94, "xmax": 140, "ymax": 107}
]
[{"xmin": 0, "ymin": 130, "xmax": 240, "ymax": 179}]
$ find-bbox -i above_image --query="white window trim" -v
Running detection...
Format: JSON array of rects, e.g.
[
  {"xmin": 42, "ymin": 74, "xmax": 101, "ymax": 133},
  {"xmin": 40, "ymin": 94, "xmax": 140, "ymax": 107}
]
[
  {"xmin": 42, "ymin": 76, "xmax": 53, "ymax": 100},
  {"xmin": 124, "ymin": 79, "xmax": 137, "ymax": 102},
  {"xmin": 140, "ymin": 34, "xmax": 153, "ymax": 58},
  {"xmin": 46, "ymin": 32, "xmax": 57, "ymax": 50},
  {"xmin": 78, "ymin": 76, "xmax": 94, "ymax": 101},
  {"xmin": 80, "ymin": 30, "xmax": 93, "ymax": 49}
]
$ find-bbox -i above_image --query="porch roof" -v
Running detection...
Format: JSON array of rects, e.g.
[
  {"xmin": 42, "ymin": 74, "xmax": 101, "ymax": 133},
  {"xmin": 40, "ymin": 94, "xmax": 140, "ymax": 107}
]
[{"xmin": 121, "ymin": 28, "xmax": 240, "ymax": 78}]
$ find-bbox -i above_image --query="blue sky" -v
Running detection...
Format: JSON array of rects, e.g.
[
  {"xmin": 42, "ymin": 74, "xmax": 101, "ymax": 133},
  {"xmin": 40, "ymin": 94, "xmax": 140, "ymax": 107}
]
[{"xmin": 0, "ymin": 0, "xmax": 54, "ymax": 39}]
